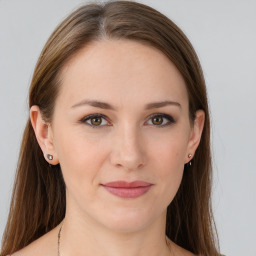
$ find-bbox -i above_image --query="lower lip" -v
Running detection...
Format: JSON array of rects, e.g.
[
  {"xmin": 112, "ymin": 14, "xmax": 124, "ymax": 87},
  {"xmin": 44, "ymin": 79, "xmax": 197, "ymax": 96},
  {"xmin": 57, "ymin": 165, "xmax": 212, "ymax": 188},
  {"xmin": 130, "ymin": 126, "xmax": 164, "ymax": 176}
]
[{"xmin": 102, "ymin": 185, "xmax": 152, "ymax": 198}]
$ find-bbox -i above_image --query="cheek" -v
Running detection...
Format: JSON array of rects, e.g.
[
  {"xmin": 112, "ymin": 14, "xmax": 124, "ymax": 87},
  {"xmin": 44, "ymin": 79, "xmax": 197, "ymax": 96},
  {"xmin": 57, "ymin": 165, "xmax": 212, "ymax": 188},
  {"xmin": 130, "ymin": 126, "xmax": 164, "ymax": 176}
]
[
  {"xmin": 152, "ymin": 129, "xmax": 189, "ymax": 172},
  {"xmin": 156, "ymin": 144, "xmax": 185, "ymax": 186},
  {"xmin": 53, "ymin": 126, "xmax": 108, "ymax": 193},
  {"xmin": 150, "ymin": 129, "xmax": 189, "ymax": 199}
]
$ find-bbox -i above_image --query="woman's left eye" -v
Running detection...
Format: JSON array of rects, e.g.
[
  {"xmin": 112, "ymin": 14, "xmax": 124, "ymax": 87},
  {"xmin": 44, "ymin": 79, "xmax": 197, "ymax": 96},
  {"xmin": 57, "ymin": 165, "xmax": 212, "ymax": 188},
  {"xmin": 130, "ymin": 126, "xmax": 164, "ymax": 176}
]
[{"xmin": 146, "ymin": 114, "xmax": 175, "ymax": 127}]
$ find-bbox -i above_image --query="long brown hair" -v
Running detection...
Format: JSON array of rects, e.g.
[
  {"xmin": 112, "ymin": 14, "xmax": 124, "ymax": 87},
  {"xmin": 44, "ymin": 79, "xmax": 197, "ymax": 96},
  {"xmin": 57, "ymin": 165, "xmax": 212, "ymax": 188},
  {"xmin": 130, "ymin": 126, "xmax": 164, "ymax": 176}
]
[{"xmin": 1, "ymin": 1, "xmax": 220, "ymax": 255}]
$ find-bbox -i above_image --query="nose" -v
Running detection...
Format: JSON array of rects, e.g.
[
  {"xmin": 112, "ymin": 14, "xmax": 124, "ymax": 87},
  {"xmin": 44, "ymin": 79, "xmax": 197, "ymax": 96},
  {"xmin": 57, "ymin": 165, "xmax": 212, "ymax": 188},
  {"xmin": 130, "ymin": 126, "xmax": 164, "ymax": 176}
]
[{"xmin": 110, "ymin": 124, "xmax": 147, "ymax": 171}]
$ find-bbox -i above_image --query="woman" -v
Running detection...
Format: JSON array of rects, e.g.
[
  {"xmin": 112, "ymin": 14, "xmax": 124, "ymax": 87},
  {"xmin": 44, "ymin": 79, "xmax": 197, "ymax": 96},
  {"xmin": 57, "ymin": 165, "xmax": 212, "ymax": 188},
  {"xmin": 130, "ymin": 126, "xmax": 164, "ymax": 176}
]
[{"xmin": 1, "ymin": 1, "xmax": 221, "ymax": 256}]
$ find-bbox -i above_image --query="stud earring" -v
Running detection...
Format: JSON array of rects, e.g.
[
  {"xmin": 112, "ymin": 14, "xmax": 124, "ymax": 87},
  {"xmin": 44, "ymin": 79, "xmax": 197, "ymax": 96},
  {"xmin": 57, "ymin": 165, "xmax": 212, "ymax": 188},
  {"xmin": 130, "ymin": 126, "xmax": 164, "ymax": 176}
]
[
  {"xmin": 188, "ymin": 154, "xmax": 192, "ymax": 166},
  {"xmin": 46, "ymin": 154, "xmax": 53, "ymax": 161}
]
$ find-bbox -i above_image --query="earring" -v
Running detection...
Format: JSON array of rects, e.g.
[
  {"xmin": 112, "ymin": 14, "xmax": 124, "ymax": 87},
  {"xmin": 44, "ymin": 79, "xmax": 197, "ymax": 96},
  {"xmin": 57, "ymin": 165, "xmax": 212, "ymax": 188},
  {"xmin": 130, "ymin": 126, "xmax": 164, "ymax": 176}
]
[
  {"xmin": 188, "ymin": 154, "xmax": 192, "ymax": 166},
  {"xmin": 46, "ymin": 154, "xmax": 53, "ymax": 161}
]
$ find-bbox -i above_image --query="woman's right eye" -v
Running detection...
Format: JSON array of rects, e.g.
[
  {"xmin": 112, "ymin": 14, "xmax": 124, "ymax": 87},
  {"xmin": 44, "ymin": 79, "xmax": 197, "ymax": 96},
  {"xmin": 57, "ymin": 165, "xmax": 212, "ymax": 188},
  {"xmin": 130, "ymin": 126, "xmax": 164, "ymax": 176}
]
[{"xmin": 80, "ymin": 114, "xmax": 109, "ymax": 128}]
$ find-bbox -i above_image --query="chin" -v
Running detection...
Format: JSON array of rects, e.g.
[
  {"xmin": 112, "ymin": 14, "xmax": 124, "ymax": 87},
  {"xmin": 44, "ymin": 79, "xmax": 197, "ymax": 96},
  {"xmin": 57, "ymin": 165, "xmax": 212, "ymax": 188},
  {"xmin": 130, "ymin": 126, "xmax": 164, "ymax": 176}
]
[{"xmin": 98, "ymin": 207, "xmax": 160, "ymax": 233}]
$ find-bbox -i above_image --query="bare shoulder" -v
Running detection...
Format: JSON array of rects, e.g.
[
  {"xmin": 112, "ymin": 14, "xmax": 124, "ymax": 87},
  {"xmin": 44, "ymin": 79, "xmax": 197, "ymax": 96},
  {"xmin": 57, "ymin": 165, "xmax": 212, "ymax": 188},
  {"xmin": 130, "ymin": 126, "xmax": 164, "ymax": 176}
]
[{"xmin": 10, "ymin": 223, "xmax": 61, "ymax": 256}]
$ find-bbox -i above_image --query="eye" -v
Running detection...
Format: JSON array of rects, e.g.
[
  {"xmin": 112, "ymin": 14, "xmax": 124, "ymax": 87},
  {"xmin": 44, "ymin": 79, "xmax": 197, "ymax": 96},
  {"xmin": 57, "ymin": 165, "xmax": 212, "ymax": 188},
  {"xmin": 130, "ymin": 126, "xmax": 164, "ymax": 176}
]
[
  {"xmin": 147, "ymin": 114, "xmax": 175, "ymax": 127},
  {"xmin": 80, "ymin": 114, "xmax": 109, "ymax": 128},
  {"xmin": 80, "ymin": 113, "xmax": 175, "ymax": 128}
]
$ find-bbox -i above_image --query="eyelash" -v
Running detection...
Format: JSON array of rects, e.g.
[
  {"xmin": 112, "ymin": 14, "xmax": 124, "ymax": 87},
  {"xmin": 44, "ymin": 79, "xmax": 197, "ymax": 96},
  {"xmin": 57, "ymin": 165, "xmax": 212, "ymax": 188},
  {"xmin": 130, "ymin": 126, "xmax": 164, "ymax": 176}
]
[{"xmin": 80, "ymin": 113, "xmax": 176, "ymax": 128}]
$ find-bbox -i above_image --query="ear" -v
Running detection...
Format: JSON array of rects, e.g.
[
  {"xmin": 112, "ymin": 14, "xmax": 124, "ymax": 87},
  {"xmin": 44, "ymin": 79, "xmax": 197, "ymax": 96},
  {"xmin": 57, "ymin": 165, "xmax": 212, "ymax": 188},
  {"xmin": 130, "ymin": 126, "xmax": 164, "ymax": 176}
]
[
  {"xmin": 30, "ymin": 105, "xmax": 59, "ymax": 165},
  {"xmin": 185, "ymin": 110, "xmax": 205, "ymax": 164}
]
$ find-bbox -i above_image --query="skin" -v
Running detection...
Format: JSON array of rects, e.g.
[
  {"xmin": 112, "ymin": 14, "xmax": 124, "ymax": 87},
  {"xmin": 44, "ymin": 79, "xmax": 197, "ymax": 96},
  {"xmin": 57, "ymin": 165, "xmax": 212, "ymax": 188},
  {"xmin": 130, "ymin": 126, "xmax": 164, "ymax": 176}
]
[{"xmin": 16, "ymin": 39, "xmax": 204, "ymax": 256}]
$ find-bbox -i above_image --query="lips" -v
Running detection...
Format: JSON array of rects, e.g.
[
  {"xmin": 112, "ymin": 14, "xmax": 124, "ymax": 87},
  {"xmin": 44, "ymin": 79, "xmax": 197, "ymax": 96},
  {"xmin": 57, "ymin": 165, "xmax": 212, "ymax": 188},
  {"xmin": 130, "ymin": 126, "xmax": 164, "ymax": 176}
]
[{"xmin": 101, "ymin": 180, "xmax": 152, "ymax": 198}]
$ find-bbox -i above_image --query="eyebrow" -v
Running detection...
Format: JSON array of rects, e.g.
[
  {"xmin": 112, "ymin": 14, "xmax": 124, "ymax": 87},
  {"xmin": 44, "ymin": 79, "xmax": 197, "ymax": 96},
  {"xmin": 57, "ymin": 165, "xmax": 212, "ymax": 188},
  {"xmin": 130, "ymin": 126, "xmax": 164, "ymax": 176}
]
[{"xmin": 71, "ymin": 99, "xmax": 181, "ymax": 110}]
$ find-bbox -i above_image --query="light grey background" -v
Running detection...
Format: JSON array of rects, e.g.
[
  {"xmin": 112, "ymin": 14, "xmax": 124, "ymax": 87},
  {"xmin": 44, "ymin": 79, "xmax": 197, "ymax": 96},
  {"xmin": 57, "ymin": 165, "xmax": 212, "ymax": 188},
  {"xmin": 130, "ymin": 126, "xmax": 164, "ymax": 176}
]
[{"xmin": 0, "ymin": 0, "xmax": 255, "ymax": 255}]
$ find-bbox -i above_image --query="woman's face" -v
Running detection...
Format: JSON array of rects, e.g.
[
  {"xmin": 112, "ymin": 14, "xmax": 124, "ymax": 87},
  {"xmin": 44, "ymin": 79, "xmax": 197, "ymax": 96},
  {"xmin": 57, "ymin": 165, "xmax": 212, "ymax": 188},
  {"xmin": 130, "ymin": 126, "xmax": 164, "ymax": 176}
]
[{"xmin": 35, "ymin": 39, "xmax": 204, "ymax": 232}]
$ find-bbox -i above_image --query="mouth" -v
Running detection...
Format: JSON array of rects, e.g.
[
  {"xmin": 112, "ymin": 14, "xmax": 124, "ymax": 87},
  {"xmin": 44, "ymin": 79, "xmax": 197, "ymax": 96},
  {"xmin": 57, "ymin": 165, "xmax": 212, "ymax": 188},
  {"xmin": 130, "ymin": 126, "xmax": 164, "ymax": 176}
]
[{"xmin": 101, "ymin": 180, "xmax": 153, "ymax": 199}]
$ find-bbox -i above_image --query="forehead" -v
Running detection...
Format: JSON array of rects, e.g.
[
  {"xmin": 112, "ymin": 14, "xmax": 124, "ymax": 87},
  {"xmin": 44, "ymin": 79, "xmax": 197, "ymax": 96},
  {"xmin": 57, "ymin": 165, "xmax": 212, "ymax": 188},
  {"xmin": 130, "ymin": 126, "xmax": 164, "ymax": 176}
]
[{"xmin": 57, "ymin": 39, "xmax": 188, "ymax": 110}]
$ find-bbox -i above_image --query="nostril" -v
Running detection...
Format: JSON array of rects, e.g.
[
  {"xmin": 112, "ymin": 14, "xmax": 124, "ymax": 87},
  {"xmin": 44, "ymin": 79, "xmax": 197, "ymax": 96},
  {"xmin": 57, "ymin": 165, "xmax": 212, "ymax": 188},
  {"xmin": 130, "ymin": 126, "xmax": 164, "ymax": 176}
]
[{"xmin": 110, "ymin": 149, "xmax": 146, "ymax": 171}]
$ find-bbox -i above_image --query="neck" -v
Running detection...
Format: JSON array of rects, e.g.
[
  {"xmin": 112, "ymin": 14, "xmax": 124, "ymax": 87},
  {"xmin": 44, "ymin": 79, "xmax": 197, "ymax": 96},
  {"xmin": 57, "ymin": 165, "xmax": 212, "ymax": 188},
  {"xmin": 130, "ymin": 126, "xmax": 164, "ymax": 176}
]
[{"xmin": 59, "ymin": 212, "xmax": 172, "ymax": 256}]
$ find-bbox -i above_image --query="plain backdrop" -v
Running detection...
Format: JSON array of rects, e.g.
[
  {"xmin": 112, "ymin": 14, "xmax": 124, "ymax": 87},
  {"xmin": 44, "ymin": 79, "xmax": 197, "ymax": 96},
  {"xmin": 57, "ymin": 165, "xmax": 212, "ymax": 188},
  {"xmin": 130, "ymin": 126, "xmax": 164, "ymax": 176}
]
[{"xmin": 0, "ymin": 0, "xmax": 255, "ymax": 255}]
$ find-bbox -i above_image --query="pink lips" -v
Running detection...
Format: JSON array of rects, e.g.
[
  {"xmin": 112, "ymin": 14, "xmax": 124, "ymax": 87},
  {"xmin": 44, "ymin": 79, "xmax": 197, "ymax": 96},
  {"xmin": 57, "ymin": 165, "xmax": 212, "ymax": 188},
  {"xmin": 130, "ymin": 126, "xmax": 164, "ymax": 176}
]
[{"xmin": 101, "ymin": 181, "xmax": 152, "ymax": 198}]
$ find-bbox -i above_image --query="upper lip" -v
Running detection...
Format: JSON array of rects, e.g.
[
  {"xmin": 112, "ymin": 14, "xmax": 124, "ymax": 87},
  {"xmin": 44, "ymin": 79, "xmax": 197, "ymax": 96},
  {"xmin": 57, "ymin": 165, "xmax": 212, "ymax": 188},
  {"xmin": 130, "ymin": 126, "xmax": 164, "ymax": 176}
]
[{"xmin": 102, "ymin": 180, "xmax": 152, "ymax": 188}]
